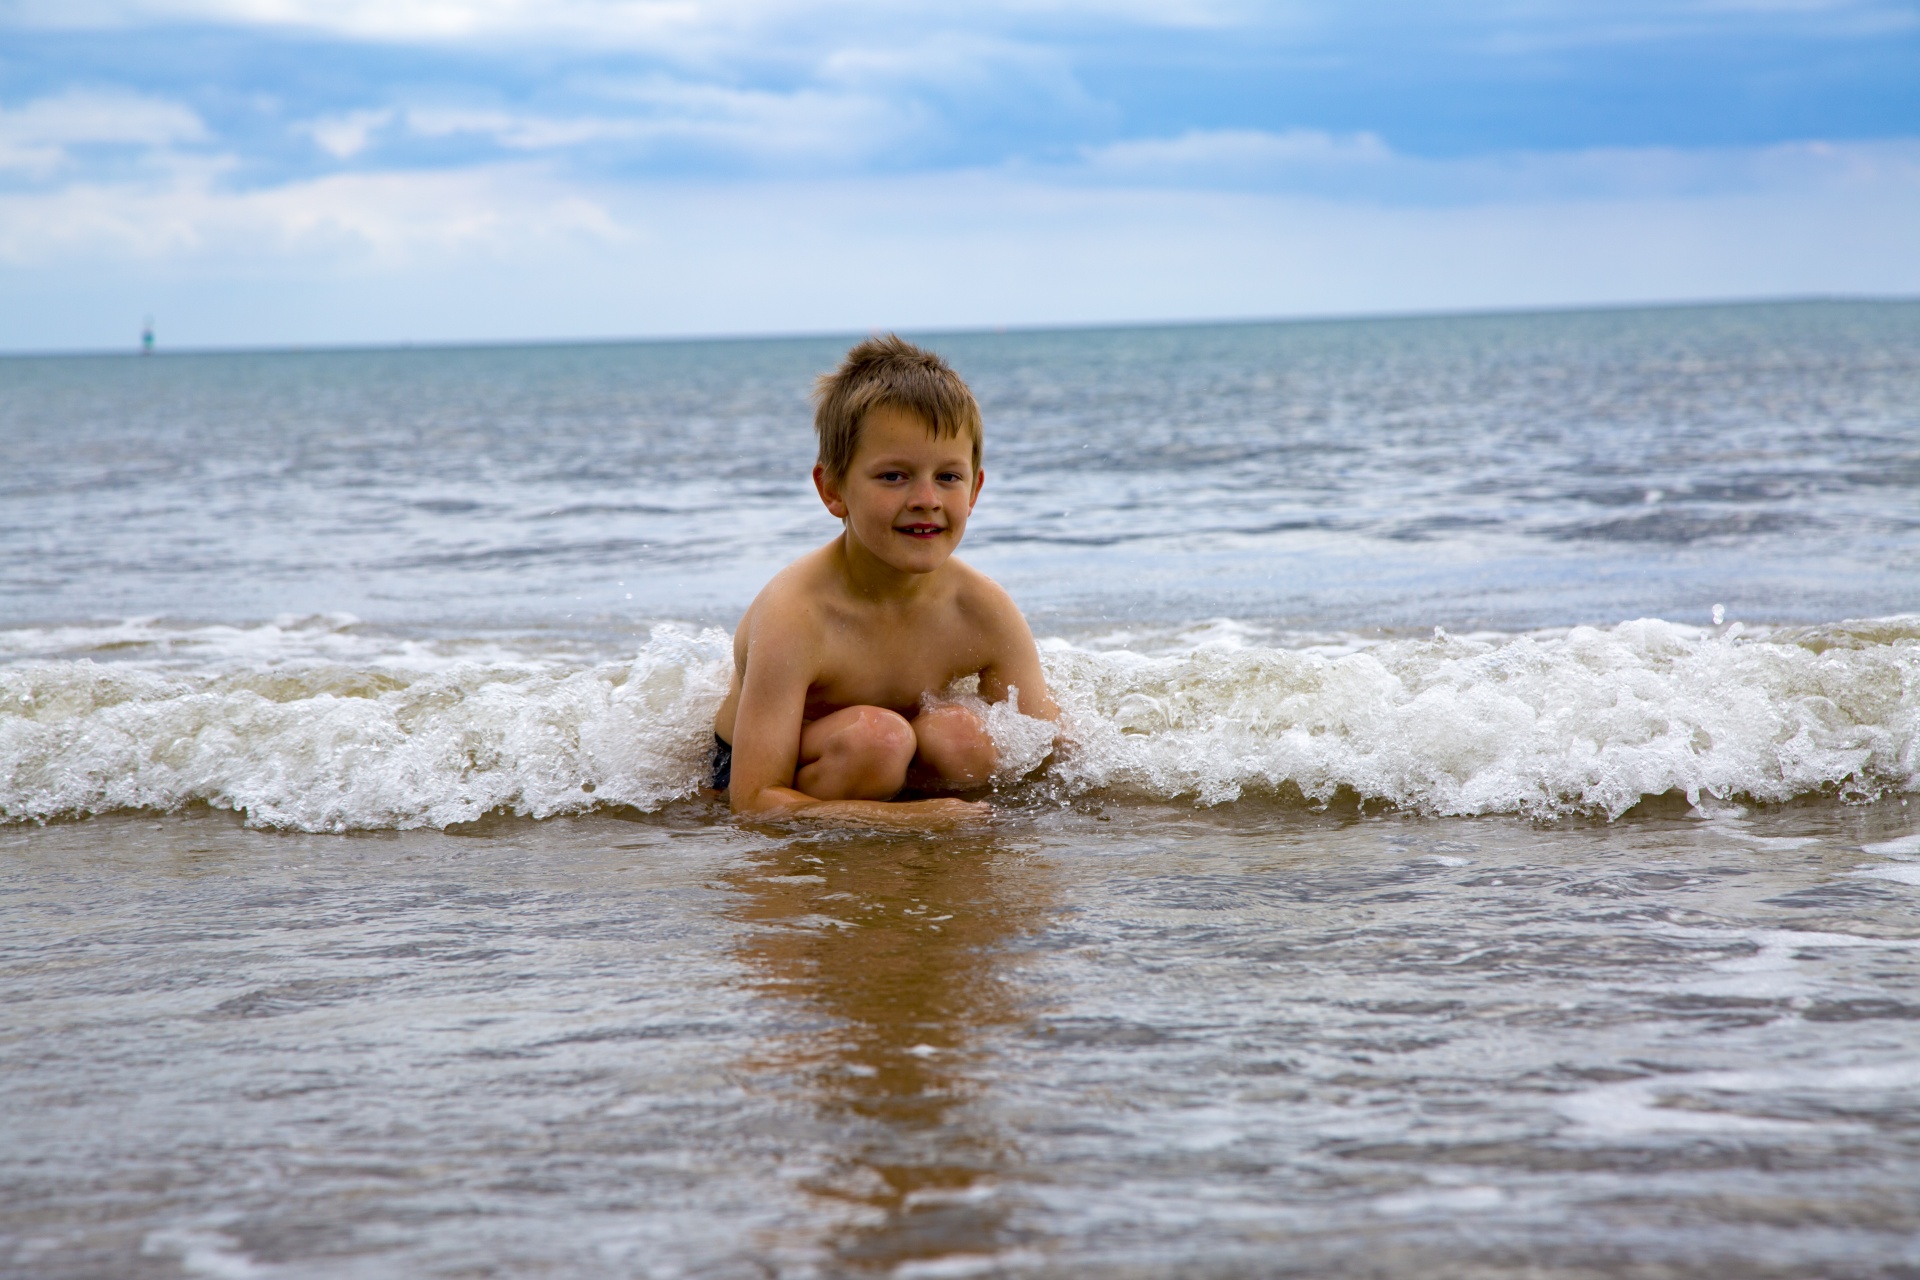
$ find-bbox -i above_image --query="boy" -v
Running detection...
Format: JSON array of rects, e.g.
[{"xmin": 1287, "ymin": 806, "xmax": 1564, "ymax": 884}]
[{"xmin": 712, "ymin": 335, "xmax": 1058, "ymax": 827}]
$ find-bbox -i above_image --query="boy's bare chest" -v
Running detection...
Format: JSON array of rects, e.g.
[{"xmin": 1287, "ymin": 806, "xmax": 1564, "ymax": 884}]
[{"xmin": 805, "ymin": 606, "xmax": 986, "ymax": 717}]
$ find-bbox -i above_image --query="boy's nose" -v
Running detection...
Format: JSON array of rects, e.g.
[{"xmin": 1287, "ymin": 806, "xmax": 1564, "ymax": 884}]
[{"xmin": 906, "ymin": 477, "xmax": 940, "ymax": 506}]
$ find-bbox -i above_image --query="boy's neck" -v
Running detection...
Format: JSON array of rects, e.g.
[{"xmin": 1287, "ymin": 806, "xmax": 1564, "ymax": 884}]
[{"xmin": 831, "ymin": 530, "xmax": 944, "ymax": 604}]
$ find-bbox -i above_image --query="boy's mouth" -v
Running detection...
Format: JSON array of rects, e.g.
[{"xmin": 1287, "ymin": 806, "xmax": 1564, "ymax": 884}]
[{"xmin": 896, "ymin": 523, "xmax": 946, "ymax": 538}]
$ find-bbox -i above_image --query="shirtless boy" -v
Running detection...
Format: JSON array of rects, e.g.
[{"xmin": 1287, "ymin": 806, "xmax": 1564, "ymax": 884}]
[{"xmin": 711, "ymin": 334, "xmax": 1058, "ymax": 827}]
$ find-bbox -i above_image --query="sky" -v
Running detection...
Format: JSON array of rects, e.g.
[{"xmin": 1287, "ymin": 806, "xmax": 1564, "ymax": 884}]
[{"xmin": 2, "ymin": 0, "xmax": 1918, "ymax": 350}]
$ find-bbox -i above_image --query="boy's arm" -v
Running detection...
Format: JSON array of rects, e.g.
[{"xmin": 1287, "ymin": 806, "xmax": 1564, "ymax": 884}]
[
  {"xmin": 976, "ymin": 586, "xmax": 1061, "ymax": 722},
  {"xmin": 724, "ymin": 616, "xmax": 813, "ymax": 816},
  {"xmin": 728, "ymin": 605, "xmax": 987, "ymax": 830}
]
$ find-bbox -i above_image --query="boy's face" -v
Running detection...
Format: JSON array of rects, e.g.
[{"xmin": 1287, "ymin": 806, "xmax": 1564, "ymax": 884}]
[{"xmin": 814, "ymin": 403, "xmax": 982, "ymax": 577}]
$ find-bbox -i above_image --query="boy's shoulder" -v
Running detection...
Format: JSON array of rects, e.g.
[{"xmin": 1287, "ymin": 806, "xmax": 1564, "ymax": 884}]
[
  {"xmin": 941, "ymin": 558, "xmax": 1022, "ymax": 623},
  {"xmin": 741, "ymin": 546, "xmax": 837, "ymax": 635}
]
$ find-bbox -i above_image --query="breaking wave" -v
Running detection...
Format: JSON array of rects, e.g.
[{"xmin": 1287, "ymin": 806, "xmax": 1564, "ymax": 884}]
[{"xmin": 2, "ymin": 616, "xmax": 1916, "ymax": 831}]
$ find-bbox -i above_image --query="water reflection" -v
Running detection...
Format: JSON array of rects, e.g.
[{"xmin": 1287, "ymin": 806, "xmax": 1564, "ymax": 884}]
[{"xmin": 726, "ymin": 832, "xmax": 1056, "ymax": 1273}]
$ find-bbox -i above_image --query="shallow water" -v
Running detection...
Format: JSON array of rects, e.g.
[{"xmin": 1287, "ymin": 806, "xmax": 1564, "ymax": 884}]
[
  {"xmin": 4, "ymin": 300, "xmax": 1920, "ymax": 1277},
  {"xmin": 6, "ymin": 800, "xmax": 1920, "ymax": 1278}
]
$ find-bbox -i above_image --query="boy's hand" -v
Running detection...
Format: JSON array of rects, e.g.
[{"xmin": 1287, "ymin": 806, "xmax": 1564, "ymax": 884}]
[
  {"xmin": 733, "ymin": 791, "xmax": 991, "ymax": 832},
  {"xmin": 911, "ymin": 797, "xmax": 994, "ymax": 828},
  {"xmin": 800, "ymin": 794, "xmax": 992, "ymax": 832}
]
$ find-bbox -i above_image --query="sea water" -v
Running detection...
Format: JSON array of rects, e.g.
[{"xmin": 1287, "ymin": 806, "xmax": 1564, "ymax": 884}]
[{"xmin": 3, "ymin": 300, "xmax": 1919, "ymax": 1278}]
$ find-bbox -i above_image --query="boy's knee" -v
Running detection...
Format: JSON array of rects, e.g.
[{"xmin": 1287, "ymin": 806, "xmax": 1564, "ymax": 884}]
[
  {"xmin": 845, "ymin": 706, "xmax": 917, "ymax": 761},
  {"xmin": 802, "ymin": 706, "xmax": 914, "ymax": 799},
  {"xmin": 914, "ymin": 704, "xmax": 996, "ymax": 785}
]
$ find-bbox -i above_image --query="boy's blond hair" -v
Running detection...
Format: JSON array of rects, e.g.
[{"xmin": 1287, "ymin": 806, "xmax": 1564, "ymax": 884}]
[{"xmin": 812, "ymin": 334, "xmax": 983, "ymax": 481}]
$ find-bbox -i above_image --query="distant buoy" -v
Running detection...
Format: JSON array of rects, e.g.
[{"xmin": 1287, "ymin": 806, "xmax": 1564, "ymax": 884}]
[{"xmin": 141, "ymin": 318, "xmax": 154, "ymax": 355}]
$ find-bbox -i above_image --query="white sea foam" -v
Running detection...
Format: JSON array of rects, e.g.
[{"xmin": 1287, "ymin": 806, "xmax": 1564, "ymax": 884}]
[
  {"xmin": 1042, "ymin": 615, "xmax": 1918, "ymax": 815},
  {"xmin": 1862, "ymin": 834, "xmax": 1920, "ymax": 858},
  {"xmin": 1557, "ymin": 1062, "xmax": 1920, "ymax": 1138},
  {"xmin": 0, "ymin": 613, "xmax": 602, "ymax": 671},
  {"xmin": 2, "ymin": 616, "xmax": 1916, "ymax": 831},
  {"xmin": 1851, "ymin": 863, "xmax": 1920, "ymax": 886},
  {"xmin": 1660, "ymin": 927, "xmax": 1920, "ymax": 999},
  {"xmin": 1, "ymin": 625, "xmax": 732, "ymax": 832}
]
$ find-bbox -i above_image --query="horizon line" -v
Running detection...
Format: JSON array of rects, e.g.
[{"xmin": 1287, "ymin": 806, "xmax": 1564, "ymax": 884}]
[{"xmin": 4, "ymin": 291, "xmax": 1916, "ymax": 361}]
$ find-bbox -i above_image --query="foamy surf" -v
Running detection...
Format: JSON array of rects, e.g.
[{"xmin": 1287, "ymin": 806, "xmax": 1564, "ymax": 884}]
[
  {"xmin": 1, "ymin": 626, "xmax": 734, "ymax": 832},
  {"xmin": 1043, "ymin": 615, "xmax": 1920, "ymax": 816},
  {"xmin": 2, "ymin": 617, "xmax": 1915, "ymax": 831}
]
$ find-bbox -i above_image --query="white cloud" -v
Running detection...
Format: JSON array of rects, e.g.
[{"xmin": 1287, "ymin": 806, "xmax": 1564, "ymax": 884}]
[
  {"xmin": 80, "ymin": 0, "xmax": 1898, "ymax": 44},
  {"xmin": 1475, "ymin": 137, "xmax": 1920, "ymax": 200},
  {"xmin": 302, "ymin": 108, "xmax": 396, "ymax": 158},
  {"xmin": 0, "ymin": 90, "xmax": 207, "ymax": 174},
  {"xmin": 402, "ymin": 79, "xmax": 913, "ymax": 164},
  {"xmin": 270, "ymin": 34, "xmax": 1088, "ymax": 171},
  {"xmin": 1, "ymin": 135, "xmax": 1916, "ymax": 351},
  {"xmin": 5, "ymin": 0, "xmax": 680, "ymax": 41},
  {"xmin": 402, "ymin": 107, "xmax": 637, "ymax": 149},
  {"xmin": 818, "ymin": 30, "xmax": 1079, "ymax": 93},
  {"xmin": 0, "ymin": 161, "xmax": 623, "ymax": 265},
  {"xmin": 1059, "ymin": 127, "xmax": 1920, "ymax": 207},
  {"xmin": 1464, "ymin": 0, "xmax": 1917, "ymax": 52},
  {"xmin": 811, "ymin": 30, "xmax": 1110, "ymax": 135},
  {"xmin": 1, "ymin": 0, "xmax": 1242, "ymax": 45},
  {"xmin": 1080, "ymin": 128, "xmax": 1391, "ymax": 179}
]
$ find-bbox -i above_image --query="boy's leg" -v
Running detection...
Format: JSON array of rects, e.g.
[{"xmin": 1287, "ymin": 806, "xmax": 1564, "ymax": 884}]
[
  {"xmin": 795, "ymin": 706, "xmax": 917, "ymax": 800},
  {"xmin": 909, "ymin": 703, "xmax": 997, "ymax": 790}
]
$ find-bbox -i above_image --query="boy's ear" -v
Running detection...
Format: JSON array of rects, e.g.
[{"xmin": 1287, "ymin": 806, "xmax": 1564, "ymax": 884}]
[
  {"xmin": 812, "ymin": 463, "xmax": 849, "ymax": 520},
  {"xmin": 968, "ymin": 466, "xmax": 984, "ymax": 513}
]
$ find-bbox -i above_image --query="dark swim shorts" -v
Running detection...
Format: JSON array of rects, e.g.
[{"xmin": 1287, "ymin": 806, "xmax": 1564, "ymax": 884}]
[{"xmin": 709, "ymin": 734, "xmax": 732, "ymax": 792}]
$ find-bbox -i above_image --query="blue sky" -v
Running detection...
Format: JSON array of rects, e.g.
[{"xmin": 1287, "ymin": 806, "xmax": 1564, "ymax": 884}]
[{"xmin": 3, "ymin": 1, "xmax": 1917, "ymax": 349}]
